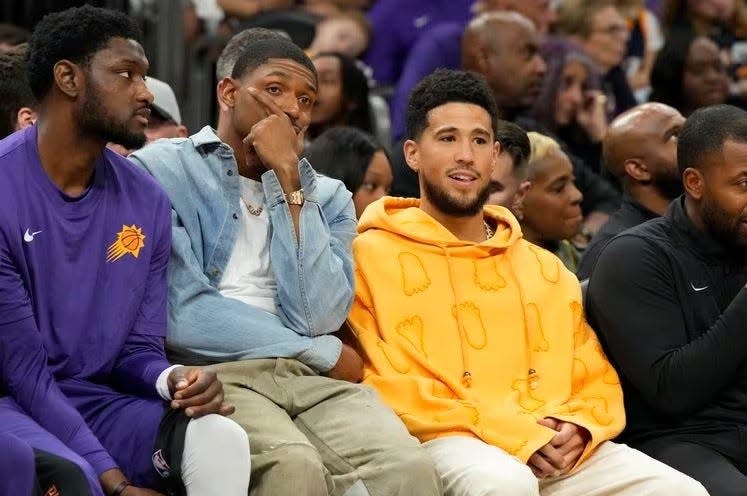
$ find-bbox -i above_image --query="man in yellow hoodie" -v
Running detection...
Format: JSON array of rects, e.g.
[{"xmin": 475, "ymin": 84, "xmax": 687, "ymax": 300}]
[{"xmin": 347, "ymin": 69, "xmax": 707, "ymax": 496}]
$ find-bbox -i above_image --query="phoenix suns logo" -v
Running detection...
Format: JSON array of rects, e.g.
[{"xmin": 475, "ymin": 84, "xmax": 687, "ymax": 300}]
[{"xmin": 107, "ymin": 224, "xmax": 146, "ymax": 262}]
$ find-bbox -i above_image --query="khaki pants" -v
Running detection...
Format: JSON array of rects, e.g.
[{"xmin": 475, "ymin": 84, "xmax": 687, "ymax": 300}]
[
  {"xmin": 423, "ymin": 436, "xmax": 709, "ymax": 496},
  {"xmin": 213, "ymin": 358, "xmax": 441, "ymax": 496}
]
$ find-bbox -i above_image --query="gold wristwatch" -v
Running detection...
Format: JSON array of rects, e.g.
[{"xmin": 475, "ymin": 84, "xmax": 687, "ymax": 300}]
[{"xmin": 286, "ymin": 188, "xmax": 304, "ymax": 205}]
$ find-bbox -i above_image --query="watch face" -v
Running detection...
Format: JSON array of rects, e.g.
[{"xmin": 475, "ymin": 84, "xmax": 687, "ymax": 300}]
[{"xmin": 287, "ymin": 189, "xmax": 304, "ymax": 205}]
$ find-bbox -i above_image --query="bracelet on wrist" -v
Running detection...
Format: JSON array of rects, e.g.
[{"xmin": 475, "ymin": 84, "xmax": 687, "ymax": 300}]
[{"xmin": 111, "ymin": 480, "xmax": 132, "ymax": 496}]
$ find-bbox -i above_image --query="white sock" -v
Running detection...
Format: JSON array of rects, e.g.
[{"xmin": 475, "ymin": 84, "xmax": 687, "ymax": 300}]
[{"xmin": 181, "ymin": 414, "xmax": 250, "ymax": 495}]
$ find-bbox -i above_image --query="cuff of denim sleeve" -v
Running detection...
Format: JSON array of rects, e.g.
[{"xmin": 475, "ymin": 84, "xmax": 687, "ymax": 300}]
[
  {"xmin": 262, "ymin": 159, "xmax": 318, "ymax": 207},
  {"xmin": 156, "ymin": 364, "xmax": 182, "ymax": 401},
  {"xmin": 298, "ymin": 334, "xmax": 343, "ymax": 372}
]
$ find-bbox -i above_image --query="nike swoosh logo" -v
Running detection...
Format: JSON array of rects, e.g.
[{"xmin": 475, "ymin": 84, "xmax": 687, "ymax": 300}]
[
  {"xmin": 23, "ymin": 229, "xmax": 42, "ymax": 243},
  {"xmin": 413, "ymin": 15, "xmax": 430, "ymax": 28},
  {"xmin": 690, "ymin": 283, "xmax": 709, "ymax": 292}
]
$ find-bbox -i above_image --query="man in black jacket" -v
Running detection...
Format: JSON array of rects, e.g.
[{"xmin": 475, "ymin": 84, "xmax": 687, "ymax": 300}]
[{"xmin": 586, "ymin": 104, "xmax": 747, "ymax": 496}]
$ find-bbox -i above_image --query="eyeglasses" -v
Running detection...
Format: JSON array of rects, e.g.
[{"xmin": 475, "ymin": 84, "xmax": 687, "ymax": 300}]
[{"xmin": 592, "ymin": 24, "xmax": 628, "ymax": 37}]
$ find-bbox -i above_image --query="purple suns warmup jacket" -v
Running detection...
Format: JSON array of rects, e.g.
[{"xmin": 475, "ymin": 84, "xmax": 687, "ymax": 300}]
[{"xmin": 0, "ymin": 126, "xmax": 172, "ymax": 477}]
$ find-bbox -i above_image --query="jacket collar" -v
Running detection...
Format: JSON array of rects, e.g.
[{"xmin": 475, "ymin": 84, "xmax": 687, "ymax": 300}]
[
  {"xmin": 621, "ymin": 194, "xmax": 658, "ymax": 222},
  {"xmin": 190, "ymin": 126, "xmax": 223, "ymax": 149}
]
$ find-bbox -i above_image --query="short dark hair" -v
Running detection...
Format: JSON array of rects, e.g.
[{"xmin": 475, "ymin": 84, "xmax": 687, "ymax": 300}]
[
  {"xmin": 495, "ymin": 120, "xmax": 530, "ymax": 177},
  {"xmin": 303, "ymin": 126, "xmax": 387, "ymax": 194},
  {"xmin": 26, "ymin": 5, "xmax": 141, "ymax": 100},
  {"xmin": 678, "ymin": 104, "xmax": 747, "ymax": 174},
  {"xmin": 216, "ymin": 28, "xmax": 289, "ymax": 80},
  {"xmin": 406, "ymin": 69, "xmax": 498, "ymax": 140},
  {"xmin": 230, "ymin": 37, "xmax": 316, "ymax": 81},
  {"xmin": 0, "ymin": 48, "xmax": 36, "ymax": 139}
]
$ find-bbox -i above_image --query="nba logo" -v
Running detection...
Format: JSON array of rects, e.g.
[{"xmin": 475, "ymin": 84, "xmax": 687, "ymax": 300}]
[
  {"xmin": 152, "ymin": 449, "xmax": 172, "ymax": 479},
  {"xmin": 43, "ymin": 485, "xmax": 60, "ymax": 496}
]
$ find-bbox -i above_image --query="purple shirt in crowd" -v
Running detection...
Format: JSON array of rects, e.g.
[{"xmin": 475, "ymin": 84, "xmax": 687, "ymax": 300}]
[
  {"xmin": 0, "ymin": 126, "xmax": 172, "ymax": 485},
  {"xmin": 364, "ymin": 0, "xmax": 474, "ymax": 86}
]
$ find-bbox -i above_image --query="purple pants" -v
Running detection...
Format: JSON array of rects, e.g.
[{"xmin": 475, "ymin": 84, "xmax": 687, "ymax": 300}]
[
  {"xmin": 0, "ymin": 432, "xmax": 36, "ymax": 495},
  {"xmin": 0, "ymin": 385, "xmax": 165, "ymax": 494},
  {"xmin": 0, "ymin": 398, "xmax": 103, "ymax": 495}
]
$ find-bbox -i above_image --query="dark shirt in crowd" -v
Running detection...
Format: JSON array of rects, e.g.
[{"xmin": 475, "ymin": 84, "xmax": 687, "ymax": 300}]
[
  {"xmin": 576, "ymin": 195, "xmax": 658, "ymax": 279},
  {"xmin": 557, "ymin": 124, "xmax": 603, "ymax": 178},
  {"xmin": 603, "ymin": 66, "xmax": 638, "ymax": 119},
  {"xmin": 586, "ymin": 197, "xmax": 747, "ymax": 449}
]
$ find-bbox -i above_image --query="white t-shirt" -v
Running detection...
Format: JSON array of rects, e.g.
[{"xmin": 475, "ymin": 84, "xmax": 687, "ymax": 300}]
[{"xmin": 218, "ymin": 176, "xmax": 279, "ymax": 316}]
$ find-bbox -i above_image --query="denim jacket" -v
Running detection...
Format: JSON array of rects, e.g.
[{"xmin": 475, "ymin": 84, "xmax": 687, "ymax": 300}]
[{"xmin": 129, "ymin": 126, "xmax": 356, "ymax": 372}]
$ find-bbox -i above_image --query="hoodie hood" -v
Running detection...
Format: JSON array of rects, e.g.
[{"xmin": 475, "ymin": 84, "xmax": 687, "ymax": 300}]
[{"xmin": 358, "ymin": 196, "xmax": 523, "ymax": 251}]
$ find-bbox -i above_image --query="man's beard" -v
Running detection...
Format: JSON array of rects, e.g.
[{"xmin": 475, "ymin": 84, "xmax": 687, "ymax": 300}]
[
  {"xmin": 701, "ymin": 196, "xmax": 747, "ymax": 250},
  {"xmin": 651, "ymin": 167, "xmax": 684, "ymax": 200},
  {"xmin": 78, "ymin": 80, "xmax": 146, "ymax": 150},
  {"xmin": 422, "ymin": 174, "xmax": 490, "ymax": 217}
]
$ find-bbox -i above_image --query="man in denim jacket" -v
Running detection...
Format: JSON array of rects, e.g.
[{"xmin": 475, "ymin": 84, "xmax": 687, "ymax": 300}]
[{"xmin": 129, "ymin": 31, "xmax": 440, "ymax": 496}]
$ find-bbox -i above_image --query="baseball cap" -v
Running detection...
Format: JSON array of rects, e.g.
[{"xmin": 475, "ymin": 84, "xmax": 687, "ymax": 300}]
[{"xmin": 146, "ymin": 76, "xmax": 182, "ymax": 125}]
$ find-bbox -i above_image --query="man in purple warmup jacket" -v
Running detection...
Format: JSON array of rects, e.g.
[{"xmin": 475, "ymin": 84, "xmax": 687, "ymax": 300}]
[{"xmin": 0, "ymin": 6, "xmax": 250, "ymax": 496}]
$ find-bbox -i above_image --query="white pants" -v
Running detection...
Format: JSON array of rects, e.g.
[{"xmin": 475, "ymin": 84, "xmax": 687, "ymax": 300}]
[{"xmin": 422, "ymin": 436, "xmax": 708, "ymax": 496}]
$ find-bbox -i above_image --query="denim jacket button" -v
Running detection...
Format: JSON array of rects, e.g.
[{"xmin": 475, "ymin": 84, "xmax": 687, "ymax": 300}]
[
  {"xmin": 232, "ymin": 212, "xmax": 239, "ymax": 219},
  {"xmin": 227, "ymin": 169, "xmax": 233, "ymax": 176}
]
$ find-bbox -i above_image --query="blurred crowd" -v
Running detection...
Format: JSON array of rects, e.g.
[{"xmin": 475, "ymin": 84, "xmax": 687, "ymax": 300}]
[{"xmin": 6, "ymin": 0, "xmax": 746, "ymax": 264}]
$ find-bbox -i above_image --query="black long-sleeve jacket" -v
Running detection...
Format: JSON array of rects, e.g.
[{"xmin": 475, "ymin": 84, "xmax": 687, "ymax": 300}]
[{"xmin": 586, "ymin": 197, "xmax": 747, "ymax": 445}]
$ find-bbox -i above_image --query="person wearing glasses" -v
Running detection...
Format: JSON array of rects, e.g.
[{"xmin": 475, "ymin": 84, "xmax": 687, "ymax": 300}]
[{"xmin": 555, "ymin": 0, "xmax": 637, "ymax": 119}]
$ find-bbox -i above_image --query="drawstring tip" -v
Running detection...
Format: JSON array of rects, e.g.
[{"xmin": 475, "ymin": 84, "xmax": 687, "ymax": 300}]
[{"xmin": 462, "ymin": 371, "xmax": 472, "ymax": 388}]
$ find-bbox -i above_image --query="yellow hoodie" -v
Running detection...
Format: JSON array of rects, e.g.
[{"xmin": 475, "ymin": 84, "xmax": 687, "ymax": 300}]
[{"xmin": 348, "ymin": 197, "xmax": 624, "ymax": 467}]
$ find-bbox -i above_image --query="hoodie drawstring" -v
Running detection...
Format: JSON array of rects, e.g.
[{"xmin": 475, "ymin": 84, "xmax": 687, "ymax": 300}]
[
  {"xmin": 441, "ymin": 244, "xmax": 474, "ymax": 387},
  {"xmin": 505, "ymin": 256, "xmax": 538, "ymax": 392}
]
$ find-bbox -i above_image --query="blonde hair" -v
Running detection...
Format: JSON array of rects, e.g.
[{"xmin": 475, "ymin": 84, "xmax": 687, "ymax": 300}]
[
  {"xmin": 528, "ymin": 132, "xmax": 561, "ymax": 161},
  {"xmin": 527, "ymin": 132, "xmax": 563, "ymax": 180}
]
